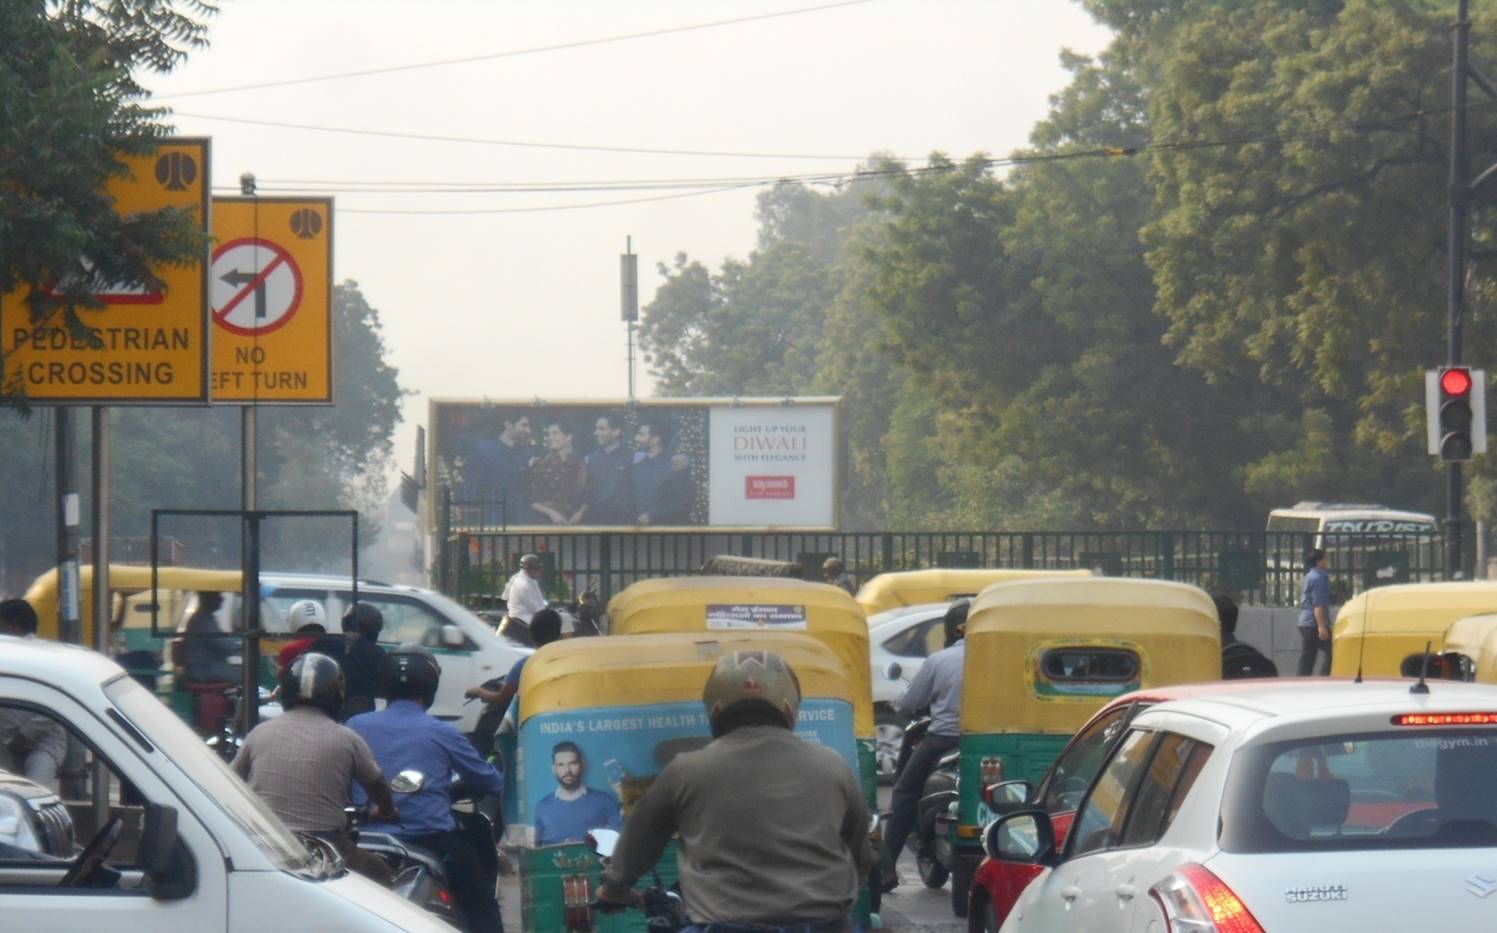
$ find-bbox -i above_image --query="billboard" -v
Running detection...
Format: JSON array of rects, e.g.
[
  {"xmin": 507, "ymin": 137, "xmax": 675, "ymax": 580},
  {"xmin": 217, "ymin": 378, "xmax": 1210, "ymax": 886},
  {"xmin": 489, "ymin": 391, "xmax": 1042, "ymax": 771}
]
[{"xmin": 430, "ymin": 398, "xmax": 839, "ymax": 530}]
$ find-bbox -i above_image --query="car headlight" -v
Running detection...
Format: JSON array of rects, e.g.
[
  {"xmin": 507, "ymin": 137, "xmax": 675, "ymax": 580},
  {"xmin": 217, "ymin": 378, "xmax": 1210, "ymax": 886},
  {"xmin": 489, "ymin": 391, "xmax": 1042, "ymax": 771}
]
[{"xmin": 0, "ymin": 791, "xmax": 41, "ymax": 852}]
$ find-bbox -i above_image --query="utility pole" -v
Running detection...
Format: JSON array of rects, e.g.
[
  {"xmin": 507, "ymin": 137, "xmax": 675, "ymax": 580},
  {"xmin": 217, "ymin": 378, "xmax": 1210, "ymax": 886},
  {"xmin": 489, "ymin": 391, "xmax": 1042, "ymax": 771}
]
[
  {"xmin": 54, "ymin": 410, "xmax": 81, "ymax": 643},
  {"xmin": 238, "ymin": 171, "xmax": 262, "ymax": 734},
  {"xmin": 1449, "ymin": 0, "xmax": 1476, "ymax": 578},
  {"xmin": 621, "ymin": 236, "xmax": 639, "ymax": 400}
]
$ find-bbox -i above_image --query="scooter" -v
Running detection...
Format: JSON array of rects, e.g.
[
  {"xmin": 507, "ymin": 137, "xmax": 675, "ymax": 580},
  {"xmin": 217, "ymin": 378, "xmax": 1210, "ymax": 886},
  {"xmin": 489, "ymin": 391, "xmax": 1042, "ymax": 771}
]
[
  {"xmin": 587, "ymin": 827, "xmax": 687, "ymax": 932},
  {"xmin": 204, "ymin": 686, "xmax": 280, "ymax": 763},
  {"xmin": 890, "ymin": 717, "xmax": 960, "ymax": 889},
  {"xmin": 348, "ymin": 769, "xmax": 494, "ymax": 931}
]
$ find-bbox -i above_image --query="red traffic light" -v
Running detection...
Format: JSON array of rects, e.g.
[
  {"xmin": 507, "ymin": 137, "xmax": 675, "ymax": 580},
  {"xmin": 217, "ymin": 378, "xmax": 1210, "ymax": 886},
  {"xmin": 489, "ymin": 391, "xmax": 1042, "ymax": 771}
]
[{"xmin": 1442, "ymin": 367, "xmax": 1473, "ymax": 397}]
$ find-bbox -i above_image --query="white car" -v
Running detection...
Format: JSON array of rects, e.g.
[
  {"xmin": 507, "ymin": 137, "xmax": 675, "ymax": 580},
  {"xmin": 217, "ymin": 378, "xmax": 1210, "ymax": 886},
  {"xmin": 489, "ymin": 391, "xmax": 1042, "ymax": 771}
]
[
  {"xmin": 208, "ymin": 574, "xmax": 528, "ymax": 731},
  {"xmin": 0, "ymin": 636, "xmax": 449, "ymax": 931},
  {"xmin": 868, "ymin": 602, "xmax": 952, "ymax": 781},
  {"xmin": 991, "ymin": 679, "xmax": 1497, "ymax": 932}
]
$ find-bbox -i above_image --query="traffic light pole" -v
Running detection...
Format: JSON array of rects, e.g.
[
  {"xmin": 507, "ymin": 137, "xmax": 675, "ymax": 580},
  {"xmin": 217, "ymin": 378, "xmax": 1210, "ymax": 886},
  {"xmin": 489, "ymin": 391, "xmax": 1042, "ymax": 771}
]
[{"xmin": 1448, "ymin": 0, "xmax": 1470, "ymax": 578}]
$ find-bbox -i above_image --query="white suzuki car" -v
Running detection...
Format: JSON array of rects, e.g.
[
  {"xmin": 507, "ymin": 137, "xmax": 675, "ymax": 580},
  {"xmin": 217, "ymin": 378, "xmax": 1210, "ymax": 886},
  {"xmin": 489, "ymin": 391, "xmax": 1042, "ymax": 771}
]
[
  {"xmin": 990, "ymin": 679, "xmax": 1497, "ymax": 932},
  {"xmin": 868, "ymin": 602, "xmax": 950, "ymax": 781}
]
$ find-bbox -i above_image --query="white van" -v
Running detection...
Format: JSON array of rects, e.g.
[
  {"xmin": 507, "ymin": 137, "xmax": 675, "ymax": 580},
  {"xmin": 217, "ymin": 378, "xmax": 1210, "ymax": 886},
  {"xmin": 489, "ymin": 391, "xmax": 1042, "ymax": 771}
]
[
  {"xmin": 1266, "ymin": 502, "xmax": 1438, "ymax": 543},
  {"xmin": 212, "ymin": 574, "xmax": 528, "ymax": 732},
  {"xmin": 0, "ymin": 636, "xmax": 451, "ymax": 931}
]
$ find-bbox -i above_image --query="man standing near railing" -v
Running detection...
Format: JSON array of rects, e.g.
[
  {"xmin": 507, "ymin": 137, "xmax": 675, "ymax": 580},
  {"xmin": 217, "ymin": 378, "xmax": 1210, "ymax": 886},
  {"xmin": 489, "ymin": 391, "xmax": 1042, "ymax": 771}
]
[{"xmin": 1297, "ymin": 549, "xmax": 1333, "ymax": 676}]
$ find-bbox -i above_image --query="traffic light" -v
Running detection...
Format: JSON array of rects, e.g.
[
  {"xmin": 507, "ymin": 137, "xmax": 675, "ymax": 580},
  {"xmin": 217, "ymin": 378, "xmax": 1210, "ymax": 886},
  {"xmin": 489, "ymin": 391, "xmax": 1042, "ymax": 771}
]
[{"xmin": 1426, "ymin": 367, "xmax": 1488, "ymax": 461}]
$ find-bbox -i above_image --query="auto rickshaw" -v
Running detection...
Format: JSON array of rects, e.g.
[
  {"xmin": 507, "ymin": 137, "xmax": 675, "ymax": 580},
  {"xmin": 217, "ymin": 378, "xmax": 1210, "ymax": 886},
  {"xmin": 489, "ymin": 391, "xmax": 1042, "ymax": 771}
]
[
  {"xmin": 1330, "ymin": 581, "xmax": 1497, "ymax": 678},
  {"xmin": 515, "ymin": 631, "xmax": 868, "ymax": 932},
  {"xmin": 606, "ymin": 576, "xmax": 882, "ymax": 918},
  {"xmin": 943, "ymin": 576, "xmax": 1220, "ymax": 917},
  {"xmin": 1438, "ymin": 612, "xmax": 1497, "ymax": 682},
  {"xmin": 854, "ymin": 568, "xmax": 1092, "ymax": 616}
]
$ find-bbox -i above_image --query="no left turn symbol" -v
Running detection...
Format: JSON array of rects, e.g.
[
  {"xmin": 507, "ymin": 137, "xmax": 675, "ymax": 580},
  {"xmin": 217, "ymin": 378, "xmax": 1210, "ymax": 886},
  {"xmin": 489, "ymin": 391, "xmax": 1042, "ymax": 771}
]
[{"xmin": 211, "ymin": 238, "xmax": 303, "ymax": 336}]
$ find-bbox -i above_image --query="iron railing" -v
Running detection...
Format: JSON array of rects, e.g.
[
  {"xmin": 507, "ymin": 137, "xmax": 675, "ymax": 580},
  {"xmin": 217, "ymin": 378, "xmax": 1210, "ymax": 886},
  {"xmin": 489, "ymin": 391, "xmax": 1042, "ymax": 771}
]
[{"xmin": 440, "ymin": 529, "xmax": 1446, "ymax": 609}]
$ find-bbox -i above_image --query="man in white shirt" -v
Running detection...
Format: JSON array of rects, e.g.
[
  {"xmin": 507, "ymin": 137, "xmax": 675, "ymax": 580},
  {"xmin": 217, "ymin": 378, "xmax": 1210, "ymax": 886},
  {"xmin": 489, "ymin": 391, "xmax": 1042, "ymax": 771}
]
[{"xmin": 501, "ymin": 553, "xmax": 548, "ymax": 625}]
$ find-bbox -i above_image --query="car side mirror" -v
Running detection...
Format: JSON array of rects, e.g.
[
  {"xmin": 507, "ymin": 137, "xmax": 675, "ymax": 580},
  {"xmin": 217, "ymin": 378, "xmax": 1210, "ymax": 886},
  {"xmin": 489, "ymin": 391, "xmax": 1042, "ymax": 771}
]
[
  {"xmin": 140, "ymin": 804, "xmax": 195, "ymax": 900},
  {"xmin": 884, "ymin": 661, "xmax": 903, "ymax": 681},
  {"xmin": 440, "ymin": 624, "xmax": 465, "ymax": 648},
  {"xmin": 984, "ymin": 810, "xmax": 1058, "ymax": 867},
  {"xmin": 983, "ymin": 779, "xmax": 1033, "ymax": 816}
]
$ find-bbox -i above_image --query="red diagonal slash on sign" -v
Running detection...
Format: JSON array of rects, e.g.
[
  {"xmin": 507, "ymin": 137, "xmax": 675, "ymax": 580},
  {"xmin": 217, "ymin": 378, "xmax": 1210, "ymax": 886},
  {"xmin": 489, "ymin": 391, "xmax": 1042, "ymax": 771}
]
[{"xmin": 214, "ymin": 252, "xmax": 287, "ymax": 322}]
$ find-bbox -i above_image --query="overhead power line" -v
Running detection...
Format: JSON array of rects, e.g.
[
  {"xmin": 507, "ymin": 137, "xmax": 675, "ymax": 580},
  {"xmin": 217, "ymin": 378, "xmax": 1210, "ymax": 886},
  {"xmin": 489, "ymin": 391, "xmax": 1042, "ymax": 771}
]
[{"xmin": 153, "ymin": 0, "xmax": 883, "ymax": 100}]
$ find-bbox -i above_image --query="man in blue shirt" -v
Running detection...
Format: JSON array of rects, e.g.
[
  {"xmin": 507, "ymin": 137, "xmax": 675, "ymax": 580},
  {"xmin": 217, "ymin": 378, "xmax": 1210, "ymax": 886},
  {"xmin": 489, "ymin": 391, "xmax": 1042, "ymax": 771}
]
[
  {"xmin": 1298, "ymin": 548, "xmax": 1333, "ymax": 676},
  {"xmin": 631, "ymin": 422, "xmax": 692, "ymax": 525},
  {"xmin": 881, "ymin": 598, "xmax": 968, "ymax": 892},
  {"xmin": 533, "ymin": 741, "xmax": 621, "ymax": 846},
  {"xmin": 348, "ymin": 645, "xmax": 507, "ymax": 932},
  {"xmin": 580, "ymin": 414, "xmax": 636, "ymax": 525}
]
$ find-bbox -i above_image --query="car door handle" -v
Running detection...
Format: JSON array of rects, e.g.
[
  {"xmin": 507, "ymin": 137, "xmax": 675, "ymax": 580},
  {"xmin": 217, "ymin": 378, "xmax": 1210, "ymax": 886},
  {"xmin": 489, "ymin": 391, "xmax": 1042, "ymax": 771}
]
[
  {"xmin": 1115, "ymin": 884, "xmax": 1137, "ymax": 901},
  {"xmin": 1061, "ymin": 886, "xmax": 1082, "ymax": 903}
]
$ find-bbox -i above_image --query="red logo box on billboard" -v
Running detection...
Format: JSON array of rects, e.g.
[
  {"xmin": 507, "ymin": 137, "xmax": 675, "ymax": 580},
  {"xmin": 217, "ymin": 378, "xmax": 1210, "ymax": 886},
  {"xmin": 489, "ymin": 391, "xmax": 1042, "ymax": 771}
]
[{"xmin": 745, "ymin": 476, "xmax": 796, "ymax": 500}]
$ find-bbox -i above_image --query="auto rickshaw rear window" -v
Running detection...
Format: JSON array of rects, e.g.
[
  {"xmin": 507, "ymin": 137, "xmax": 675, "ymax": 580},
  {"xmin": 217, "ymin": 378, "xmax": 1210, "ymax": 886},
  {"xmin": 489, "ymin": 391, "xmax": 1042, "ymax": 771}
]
[{"xmin": 1041, "ymin": 648, "xmax": 1140, "ymax": 683}]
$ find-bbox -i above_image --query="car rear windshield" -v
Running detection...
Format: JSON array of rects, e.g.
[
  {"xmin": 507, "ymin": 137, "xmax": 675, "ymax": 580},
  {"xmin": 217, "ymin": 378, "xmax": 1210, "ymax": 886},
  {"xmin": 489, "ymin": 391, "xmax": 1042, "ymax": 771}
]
[{"xmin": 1221, "ymin": 728, "xmax": 1497, "ymax": 852}]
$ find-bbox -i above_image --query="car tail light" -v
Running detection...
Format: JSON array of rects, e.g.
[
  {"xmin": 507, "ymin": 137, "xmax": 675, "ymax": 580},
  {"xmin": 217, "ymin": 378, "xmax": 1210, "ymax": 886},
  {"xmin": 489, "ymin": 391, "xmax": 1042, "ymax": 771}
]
[
  {"xmin": 1392, "ymin": 712, "xmax": 1497, "ymax": 726},
  {"xmin": 1149, "ymin": 863, "xmax": 1264, "ymax": 933}
]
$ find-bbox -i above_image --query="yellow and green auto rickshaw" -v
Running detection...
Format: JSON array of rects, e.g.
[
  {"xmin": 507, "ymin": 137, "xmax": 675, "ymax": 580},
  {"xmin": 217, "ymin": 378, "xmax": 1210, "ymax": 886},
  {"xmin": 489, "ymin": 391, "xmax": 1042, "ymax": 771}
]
[
  {"xmin": 1331, "ymin": 581, "xmax": 1497, "ymax": 678},
  {"xmin": 1438, "ymin": 612, "xmax": 1497, "ymax": 682},
  {"xmin": 515, "ymin": 631, "xmax": 867, "ymax": 932},
  {"xmin": 943, "ymin": 576, "xmax": 1221, "ymax": 916},
  {"xmin": 606, "ymin": 576, "xmax": 884, "ymax": 916},
  {"xmin": 853, "ymin": 568, "xmax": 1093, "ymax": 617}
]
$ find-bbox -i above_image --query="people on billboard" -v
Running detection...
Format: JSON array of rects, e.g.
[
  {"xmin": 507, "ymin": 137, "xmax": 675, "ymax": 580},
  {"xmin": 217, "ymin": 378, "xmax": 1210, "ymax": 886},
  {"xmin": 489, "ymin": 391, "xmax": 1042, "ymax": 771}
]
[
  {"xmin": 580, "ymin": 413, "xmax": 637, "ymax": 524},
  {"xmin": 528, "ymin": 420, "xmax": 586, "ymax": 524},
  {"xmin": 632, "ymin": 421, "xmax": 693, "ymax": 525},
  {"xmin": 465, "ymin": 413, "xmax": 535, "ymax": 525},
  {"xmin": 533, "ymin": 740, "xmax": 622, "ymax": 846}
]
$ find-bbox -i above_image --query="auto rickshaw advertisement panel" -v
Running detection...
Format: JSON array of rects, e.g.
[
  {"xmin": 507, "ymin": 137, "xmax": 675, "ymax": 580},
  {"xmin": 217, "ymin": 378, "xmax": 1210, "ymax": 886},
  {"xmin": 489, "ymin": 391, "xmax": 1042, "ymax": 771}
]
[
  {"xmin": 514, "ymin": 632, "xmax": 864, "ymax": 932},
  {"xmin": 1331, "ymin": 581, "xmax": 1497, "ymax": 678}
]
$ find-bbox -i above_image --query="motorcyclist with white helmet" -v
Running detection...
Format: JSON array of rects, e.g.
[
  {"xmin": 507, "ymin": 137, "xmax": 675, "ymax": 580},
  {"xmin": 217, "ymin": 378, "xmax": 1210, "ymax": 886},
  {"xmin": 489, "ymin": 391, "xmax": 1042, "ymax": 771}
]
[
  {"xmin": 599, "ymin": 650, "xmax": 874, "ymax": 932},
  {"xmin": 231, "ymin": 652, "xmax": 396, "ymax": 882},
  {"xmin": 347, "ymin": 645, "xmax": 507, "ymax": 932}
]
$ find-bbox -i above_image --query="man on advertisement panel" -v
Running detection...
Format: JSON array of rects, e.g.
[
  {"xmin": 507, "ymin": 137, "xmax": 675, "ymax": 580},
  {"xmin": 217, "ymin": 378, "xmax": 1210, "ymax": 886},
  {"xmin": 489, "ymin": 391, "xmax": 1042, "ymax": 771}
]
[
  {"xmin": 632, "ymin": 421, "xmax": 692, "ymax": 525},
  {"xmin": 533, "ymin": 741, "xmax": 621, "ymax": 846},
  {"xmin": 580, "ymin": 413, "xmax": 636, "ymax": 524},
  {"xmin": 461, "ymin": 413, "xmax": 535, "ymax": 525}
]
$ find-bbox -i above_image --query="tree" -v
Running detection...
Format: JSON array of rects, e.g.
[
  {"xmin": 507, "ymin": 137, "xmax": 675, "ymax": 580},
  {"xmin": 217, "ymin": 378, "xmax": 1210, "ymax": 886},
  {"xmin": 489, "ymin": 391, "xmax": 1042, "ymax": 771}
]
[{"xmin": 0, "ymin": 1, "xmax": 220, "ymax": 398}]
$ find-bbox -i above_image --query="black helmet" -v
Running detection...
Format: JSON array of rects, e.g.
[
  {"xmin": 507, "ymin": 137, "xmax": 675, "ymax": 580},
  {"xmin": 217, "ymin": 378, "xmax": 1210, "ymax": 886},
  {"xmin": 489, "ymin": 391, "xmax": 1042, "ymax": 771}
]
[
  {"xmin": 343, "ymin": 602, "xmax": 385, "ymax": 641},
  {"xmin": 943, "ymin": 598, "xmax": 971, "ymax": 648},
  {"xmin": 377, "ymin": 643, "xmax": 441, "ymax": 705},
  {"xmin": 280, "ymin": 652, "xmax": 346, "ymax": 718}
]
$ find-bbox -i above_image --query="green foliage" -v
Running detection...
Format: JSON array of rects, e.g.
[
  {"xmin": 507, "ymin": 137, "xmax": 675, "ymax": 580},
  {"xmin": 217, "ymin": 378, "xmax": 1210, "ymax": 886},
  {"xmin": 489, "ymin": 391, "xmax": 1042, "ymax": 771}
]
[{"xmin": 0, "ymin": 0, "xmax": 219, "ymax": 397}]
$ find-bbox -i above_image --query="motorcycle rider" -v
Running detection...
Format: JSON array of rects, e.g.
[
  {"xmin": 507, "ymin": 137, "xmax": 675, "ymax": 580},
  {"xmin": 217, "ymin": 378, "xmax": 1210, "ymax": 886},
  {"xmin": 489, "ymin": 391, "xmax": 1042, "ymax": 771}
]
[
  {"xmin": 599, "ymin": 650, "xmax": 873, "ymax": 932},
  {"xmin": 341, "ymin": 602, "xmax": 387, "ymax": 718},
  {"xmin": 880, "ymin": 597, "xmax": 968, "ymax": 893},
  {"xmin": 230, "ymin": 652, "xmax": 397, "ymax": 883},
  {"xmin": 348, "ymin": 645, "xmax": 507, "ymax": 933}
]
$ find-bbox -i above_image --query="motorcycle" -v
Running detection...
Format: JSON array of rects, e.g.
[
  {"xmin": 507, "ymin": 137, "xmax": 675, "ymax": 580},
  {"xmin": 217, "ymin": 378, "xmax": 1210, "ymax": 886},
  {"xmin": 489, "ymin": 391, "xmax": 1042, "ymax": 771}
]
[
  {"xmin": 890, "ymin": 717, "xmax": 960, "ymax": 889},
  {"xmin": 347, "ymin": 769, "xmax": 495, "ymax": 931},
  {"xmin": 204, "ymin": 685, "xmax": 280, "ymax": 763},
  {"xmin": 587, "ymin": 826, "xmax": 687, "ymax": 932}
]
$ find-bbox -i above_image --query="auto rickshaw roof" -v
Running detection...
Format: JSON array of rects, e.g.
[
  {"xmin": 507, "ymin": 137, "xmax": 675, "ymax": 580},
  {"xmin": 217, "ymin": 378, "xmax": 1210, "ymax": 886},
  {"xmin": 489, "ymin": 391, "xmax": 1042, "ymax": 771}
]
[
  {"xmin": 967, "ymin": 575, "xmax": 1219, "ymax": 630},
  {"xmin": 27, "ymin": 564, "xmax": 244, "ymax": 642},
  {"xmin": 1335, "ymin": 581, "xmax": 1497, "ymax": 640},
  {"xmin": 854, "ymin": 567, "xmax": 1093, "ymax": 615},
  {"xmin": 1443, "ymin": 612, "xmax": 1497, "ymax": 655},
  {"xmin": 518, "ymin": 630, "xmax": 855, "ymax": 723},
  {"xmin": 608, "ymin": 576, "xmax": 866, "ymax": 631}
]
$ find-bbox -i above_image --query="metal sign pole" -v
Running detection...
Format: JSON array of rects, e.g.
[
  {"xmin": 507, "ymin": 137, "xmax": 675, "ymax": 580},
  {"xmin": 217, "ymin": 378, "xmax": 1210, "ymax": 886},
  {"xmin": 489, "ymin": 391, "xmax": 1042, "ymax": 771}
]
[
  {"xmin": 89, "ymin": 406, "xmax": 111, "ymax": 821},
  {"xmin": 240, "ymin": 405, "xmax": 260, "ymax": 735},
  {"xmin": 54, "ymin": 409, "xmax": 81, "ymax": 644}
]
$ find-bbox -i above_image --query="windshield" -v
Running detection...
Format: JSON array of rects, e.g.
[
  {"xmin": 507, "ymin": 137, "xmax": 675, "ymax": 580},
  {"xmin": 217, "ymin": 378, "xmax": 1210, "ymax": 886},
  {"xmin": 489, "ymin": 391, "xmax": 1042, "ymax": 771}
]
[
  {"xmin": 103, "ymin": 675, "xmax": 312, "ymax": 872},
  {"xmin": 1221, "ymin": 728, "xmax": 1497, "ymax": 852},
  {"xmin": 868, "ymin": 605, "xmax": 942, "ymax": 629}
]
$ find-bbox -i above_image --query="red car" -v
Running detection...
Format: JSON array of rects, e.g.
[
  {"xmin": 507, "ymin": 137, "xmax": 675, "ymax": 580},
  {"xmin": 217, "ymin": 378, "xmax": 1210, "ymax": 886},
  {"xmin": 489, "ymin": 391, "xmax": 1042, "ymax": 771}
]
[{"xmin": 967, "ymin": 680, "xmax": 1323, "ymax": 931}]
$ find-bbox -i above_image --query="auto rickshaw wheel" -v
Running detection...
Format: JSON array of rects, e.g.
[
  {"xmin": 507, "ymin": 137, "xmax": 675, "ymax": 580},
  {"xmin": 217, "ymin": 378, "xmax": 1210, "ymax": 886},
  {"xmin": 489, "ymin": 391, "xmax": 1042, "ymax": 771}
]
[
  {"xmin": 915, "ymin": 847, "xmax": 948, "ymax": 888},
  {"xmin": 950, "ymin": 858, "xmax": 974, "ymax": 917}
]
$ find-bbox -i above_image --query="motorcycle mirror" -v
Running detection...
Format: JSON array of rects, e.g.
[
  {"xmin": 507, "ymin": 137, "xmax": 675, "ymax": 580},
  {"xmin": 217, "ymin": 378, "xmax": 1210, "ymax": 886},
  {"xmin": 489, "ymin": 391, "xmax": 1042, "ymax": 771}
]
[
  {"xmin": 390, "ymin": 769, "xmax": 427, "ymax": 794},
  {"xmin": 587, "ymin": 828, "xmax": 620, "ymax": 859},
  {"xmin": 884, "ymin": 661, "xmax": 903, "ymax": 681}
]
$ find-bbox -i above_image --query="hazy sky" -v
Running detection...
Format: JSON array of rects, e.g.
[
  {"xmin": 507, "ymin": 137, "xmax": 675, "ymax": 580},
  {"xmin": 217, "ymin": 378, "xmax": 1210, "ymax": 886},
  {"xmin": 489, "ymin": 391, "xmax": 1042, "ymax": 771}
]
[{"xmin": 150, "ymin": 0, "xmax": 1111, "ymax": 481}]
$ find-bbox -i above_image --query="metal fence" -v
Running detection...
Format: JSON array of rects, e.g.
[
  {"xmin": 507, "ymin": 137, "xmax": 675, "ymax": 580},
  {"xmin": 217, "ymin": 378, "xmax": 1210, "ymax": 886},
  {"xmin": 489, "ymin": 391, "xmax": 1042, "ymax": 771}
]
[{"xmin": 440, "ymin": 529, "xmax": 1446, "ymax": 608}]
